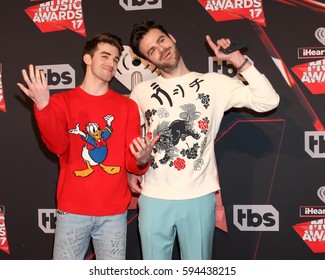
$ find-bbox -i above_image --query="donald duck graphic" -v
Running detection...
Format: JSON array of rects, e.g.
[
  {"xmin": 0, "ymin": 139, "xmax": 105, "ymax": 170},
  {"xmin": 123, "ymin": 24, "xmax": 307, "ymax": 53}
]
[{"xmin": 69, "ymin": 114, "xmax": 120, "ymax": 177}]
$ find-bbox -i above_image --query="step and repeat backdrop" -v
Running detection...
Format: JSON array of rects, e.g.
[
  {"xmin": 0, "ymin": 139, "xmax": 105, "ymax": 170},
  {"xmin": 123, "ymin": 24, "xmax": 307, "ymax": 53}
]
[{"xmin": 0, "ymin": 0, "xmax": 324, "ymax": 260}]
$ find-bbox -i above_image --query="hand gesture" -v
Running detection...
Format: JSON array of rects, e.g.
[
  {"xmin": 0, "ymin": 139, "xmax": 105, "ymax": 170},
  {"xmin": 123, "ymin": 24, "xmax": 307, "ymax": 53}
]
[
  {"xmin": 130, "ymin": 135, "xmax": 160, "ymax": 168},
  {"xmin": 69, "ymin": 124, "xmax": 86, "ymax": 137},
  {"xmin": 206, "ymin": 35, "xmax": 250, "ymax": 70},
  {"xmin": 104, "ymin": 114, "xmax": 114, "ymax": 127},
  {"xmin": 17, "ymin": 64, "xmax": 50, "ymax": 110}
]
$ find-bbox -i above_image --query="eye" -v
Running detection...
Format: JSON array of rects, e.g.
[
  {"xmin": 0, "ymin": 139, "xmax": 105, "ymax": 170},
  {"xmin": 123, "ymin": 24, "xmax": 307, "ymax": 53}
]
[
  {"xmin": 87, "ymin": 123, "xmax": 99, "ymax": 133},
  {"xmin": 148, "ymin": 47, "xmax": 155, "ymax": 57}
]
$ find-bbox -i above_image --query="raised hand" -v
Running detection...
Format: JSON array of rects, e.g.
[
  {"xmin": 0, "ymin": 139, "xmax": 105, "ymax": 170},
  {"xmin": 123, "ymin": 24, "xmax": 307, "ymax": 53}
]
[
  {"xmin": 206, "ymin": 35, "xmax": 250, "ymax": 71},
  {"xmin": 130, "ymin": 135, "xmax": 160, "ymax": 168},
  {"xmin": 17, "ymin": 64, "xmax": 50, "ymax": 110}
]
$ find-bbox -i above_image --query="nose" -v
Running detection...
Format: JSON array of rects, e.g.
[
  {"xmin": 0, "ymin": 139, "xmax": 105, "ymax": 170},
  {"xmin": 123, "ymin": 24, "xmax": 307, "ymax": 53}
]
[
  {"xmin": 157, "ymin": 44, "xmax": 165, "ymax": 53},
  {"xmin": 107, "ymin": 57, "xmax": 114, "ymax": 66}
]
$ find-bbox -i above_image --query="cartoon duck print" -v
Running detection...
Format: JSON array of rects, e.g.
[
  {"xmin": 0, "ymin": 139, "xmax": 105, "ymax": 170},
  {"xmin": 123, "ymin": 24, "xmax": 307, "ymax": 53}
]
[{"xmin": 69, "ymin": 114, "xmax": 120, "ymax": 177}]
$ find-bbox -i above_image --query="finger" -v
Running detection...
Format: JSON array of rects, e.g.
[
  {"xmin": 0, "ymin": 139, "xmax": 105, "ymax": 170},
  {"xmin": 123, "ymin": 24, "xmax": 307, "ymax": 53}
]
[
  {"xmin": 17, "ymin": 83, "xmax": 29, "ymax": 95},
  {"xmin": 130, "ymin": 184, "xmax": 142, "ymax": 194},
  {"xmin": 217, "ymin": 38, "xmax": 231, "ymax": 49},
  {"xmin": 29, "ymin": 64, "xmax": 36, "ymax": 82},
  {"xmin": 21, "ymin": 69, "xmax": 32, "ymax": 85},
  {"xmin": 149, "ymin": 135, "xmax": 160, "ymax": 147},
  {"xmin": 133, "ymin": 137, "xmax": 145, "ymax": 151},
  {"xmin": 130, "ymin": 142, "xmax": 140, "ymax": 157},
  {"xmin": 136, "ymin": 175, "xmax": 143, "ymax": 184},
  {"xmin": 35, "ymin": 66, "xmax": 41, "ymax": 82},
  {"xmin": 206, "ymin": 35, "xmax": 218, "ymax": 52},
  {"xmin": 39, "ymin": 69, "xmax": 47, "ymax": 85}
]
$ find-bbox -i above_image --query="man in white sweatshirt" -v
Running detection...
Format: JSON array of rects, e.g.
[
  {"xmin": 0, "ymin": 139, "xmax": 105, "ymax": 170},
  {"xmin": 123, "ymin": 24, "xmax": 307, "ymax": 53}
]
[{"xmin": 128, "ymin": 20, "xmax": 280, "ymax": 260}]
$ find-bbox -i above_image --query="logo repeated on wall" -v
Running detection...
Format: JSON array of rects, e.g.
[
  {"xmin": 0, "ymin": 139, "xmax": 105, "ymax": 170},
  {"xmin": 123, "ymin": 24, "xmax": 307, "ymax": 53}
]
[
  {"xmin": 299, "ymin": 186, "xmax": 325, "ymax": 218},
  {"xmin": 304, "ymin": 131, "xmax": 325, "ymax": 158},
  {"xmin": 291, "ymin": 59, "xmax": 325, "ymax": 95},
  {"xmin": 119, "ymin": 0, "xmax": 162, "ymax": 11},
  {"xmin": 197, "ymin": 0, "xmax": 266, "ymax": 26},
  {"xmin": 208, "ymin": 54, "xmax": 251, "ymax": 84},
  {"xmin": 233, "ymin": 205, "xmax": 279, "ymax": 231},
  {"xmin": 0, "ymin": 206, "xmax": 10, "ymax": 254},
  {"xmin": 38, "ymin": 209, "xmax": 56, "ymax": 234},
  {"xmin": 298, "ymin": 47, "xmax": 325, "ymax": 60},
  {"xmin": 293, "ymin": 219, "xmax": 325, "ymax": 253},
  {"xmin": 294, "ymin": 187, "xmax": 325, "ymax": 253},
  {"xmin": 292, "ymin": 26, "xmax": 325, "ymax": 113},
  {"xmin": 36, "ymin": 64, "xmax": 76, "ymax": 90},
  {"xmin": 25, "ymin": 0, "xmax": 86, "ymax": 37},
  {"xmin": 116, "ymin": 45, "xmax": 159, "ymax": 91},
  {"xmin": 299, "ymin": 26, "xmax": 325, "ymax": 156},
  {"xmin": 0, "ymin": 63, "xmax": 5, "ymax": 113}
]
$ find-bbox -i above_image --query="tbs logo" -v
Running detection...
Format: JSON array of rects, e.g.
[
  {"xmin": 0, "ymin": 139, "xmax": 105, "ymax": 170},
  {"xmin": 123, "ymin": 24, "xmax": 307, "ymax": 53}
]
[
  {"xmin": 233, "ymin": 205, "xmax": 279, "ymax": 231},
  {"xmin": 38, "ymin": 209, "xmax": 56, "ymax": 234},
  {"xmin": 119, "ymin": 0, "xmax": 162, "ymax": 11},
  {"xmin": 37, "ymin": 64, "xmax": 75, "ymax": 90},
  {"xmin": 208, "ymin": 56, "xmax": 251, "ymax": 82},
  {"xmin": 305, "ymin": 131, "xmax": 325, "ymax": 158}
]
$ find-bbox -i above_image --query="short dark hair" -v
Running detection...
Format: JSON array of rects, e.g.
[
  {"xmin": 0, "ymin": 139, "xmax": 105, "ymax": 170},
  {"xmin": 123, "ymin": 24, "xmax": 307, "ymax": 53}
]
[
  {"xmin": 129, "ymin": 20, "xmax": 169, "ymax": 58},
  {"xmin": 83, "ymin": 33, "xmax": 124, "ymax": 58}
]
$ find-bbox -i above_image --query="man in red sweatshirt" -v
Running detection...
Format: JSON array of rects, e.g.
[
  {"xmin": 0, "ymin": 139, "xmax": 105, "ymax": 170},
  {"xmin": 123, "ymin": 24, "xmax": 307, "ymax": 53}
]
[{"xmin": 17, "ymin": 33, "xmax": 158, "ymax": 260}]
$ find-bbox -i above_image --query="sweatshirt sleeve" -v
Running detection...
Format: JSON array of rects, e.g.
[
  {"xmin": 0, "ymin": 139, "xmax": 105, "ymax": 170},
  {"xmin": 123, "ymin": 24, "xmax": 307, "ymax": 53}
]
[
  {"xmin": 224, "ymin": 65, "xmax": 280, "ymax": 113},
  {"xmin": 34, "ymin": 95, "xmax": 69, "ymax": 156},
  {"xmin": 125, "ymin": 99, "xmax": 149, "ymax": 175}
]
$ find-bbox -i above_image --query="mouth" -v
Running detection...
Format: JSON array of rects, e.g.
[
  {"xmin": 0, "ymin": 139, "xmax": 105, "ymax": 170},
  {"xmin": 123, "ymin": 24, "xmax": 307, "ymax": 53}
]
[
  {"xmin": 102, "ymin": 66, "xmax": 113, "ymax": 73},
  {"xmin": 160, "ymin": 48, "xmax": 172, "ymax": 61}
]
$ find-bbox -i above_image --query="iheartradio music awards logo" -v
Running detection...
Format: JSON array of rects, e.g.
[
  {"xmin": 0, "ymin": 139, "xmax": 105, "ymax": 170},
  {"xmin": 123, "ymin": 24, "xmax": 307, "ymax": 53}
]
[
  {"xmin": 0, "ymin": 63, "xmax": 6, "ymax": 113},
  {"xmin": 25, "ymin": 0, "xmax": 86, "ymax": 37},
  {"xmin": 115, "ymin": 45, "xmax": 159, "ymax": 91},
  {"xmin": 0, "ymin": 205, "xmax": 10, "ymax": 255},
  {"xmin": 294, "ymin": 186, "xmax": 325, "ymax": 253},
  {"xmin": 197, "ymin": 0, "xmax": 266, "ymax": 26},
  {"xmin": 292, "ymin": 27, "xmax": 325, "ymax": 95},
  {"xmin": 291, "ymin": 59, "xmax": 325, "ymax": 95}
]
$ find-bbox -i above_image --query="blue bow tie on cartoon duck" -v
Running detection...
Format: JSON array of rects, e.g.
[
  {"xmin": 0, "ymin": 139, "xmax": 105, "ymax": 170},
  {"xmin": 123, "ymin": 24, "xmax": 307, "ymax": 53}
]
[{"xmin": 69, "ymin": 114, "xmax": 120, "ymax": 177}]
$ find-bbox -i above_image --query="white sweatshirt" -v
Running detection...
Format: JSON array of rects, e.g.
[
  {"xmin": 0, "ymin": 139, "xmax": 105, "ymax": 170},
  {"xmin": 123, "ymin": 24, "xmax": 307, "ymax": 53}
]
[{"xmin": 130, "ymin": 65, "xmax": 280, "ymax": 200}]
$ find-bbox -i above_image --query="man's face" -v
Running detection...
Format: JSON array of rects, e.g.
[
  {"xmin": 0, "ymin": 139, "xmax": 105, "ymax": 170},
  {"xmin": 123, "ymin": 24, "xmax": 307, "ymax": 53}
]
[
  {"xmin": 139, "ymin": 28, "xmax": 180, "ymax": 73},
  {"xmin": 87, "ymin": 42, "xmax": 120, "ymax": 83}
]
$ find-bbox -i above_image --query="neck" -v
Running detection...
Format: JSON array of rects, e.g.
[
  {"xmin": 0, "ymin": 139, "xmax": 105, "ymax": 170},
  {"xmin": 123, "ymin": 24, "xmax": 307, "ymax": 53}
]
[{"xmin": 80, "ymin": 77, "xmax": 109, "ymax": 96}]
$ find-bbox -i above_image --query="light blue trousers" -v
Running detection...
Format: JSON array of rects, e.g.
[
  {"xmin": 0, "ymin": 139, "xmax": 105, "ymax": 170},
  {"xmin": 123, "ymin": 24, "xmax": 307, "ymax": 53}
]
[
  {"xmin": 138, "ymin": 193, "xmax": 216, "ymax": 260},
  {"xmin": 53, "ymin": 210, "xmax": 127, "ymax": 260}
]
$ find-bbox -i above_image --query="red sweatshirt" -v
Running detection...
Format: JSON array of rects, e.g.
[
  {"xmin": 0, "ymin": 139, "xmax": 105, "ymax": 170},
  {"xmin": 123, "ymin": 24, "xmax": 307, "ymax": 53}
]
[{"xmin": 34, "ymin": 86, "xmax": 147, "ymax": 215}]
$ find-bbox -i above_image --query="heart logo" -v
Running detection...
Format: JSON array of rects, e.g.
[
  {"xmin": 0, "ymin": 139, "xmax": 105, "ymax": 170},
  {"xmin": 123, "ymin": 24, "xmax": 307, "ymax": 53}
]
[
  {"xmin": 317, "ymin": 186, "xmax": 325, "ymax": 203},
  {"xmin": 315, "ymin": 27, "xmax": 325, "ymax": 46}
]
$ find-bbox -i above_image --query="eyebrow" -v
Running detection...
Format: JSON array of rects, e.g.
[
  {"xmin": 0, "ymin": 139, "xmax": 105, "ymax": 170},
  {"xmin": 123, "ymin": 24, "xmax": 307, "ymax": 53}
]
[
  {"xmin": 100, "ymin": 51, "xmax": 120, "ymax": 61},
  {"xmin": 100, "ymin": 51, "xmax": 111, "ymax": 56}
]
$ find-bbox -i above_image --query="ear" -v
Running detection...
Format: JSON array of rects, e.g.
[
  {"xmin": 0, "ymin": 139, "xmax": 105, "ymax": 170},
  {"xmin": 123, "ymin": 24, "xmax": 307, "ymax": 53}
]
[
  {"xmin": 83, "ymin": 53, "xmax": 92, "ymax": 65},
  {"xmin": 169, "ymin": 33, "xmax": 176, "ymax": 43}
]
